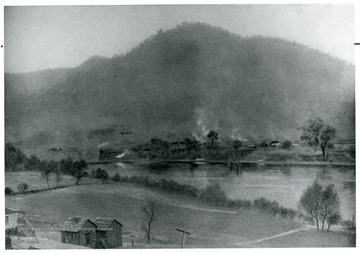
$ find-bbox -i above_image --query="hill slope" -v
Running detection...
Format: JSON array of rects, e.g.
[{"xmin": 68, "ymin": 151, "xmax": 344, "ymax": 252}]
[{"xmin": 5, "ymin": 22, "xmax": 355, "ymax": 158}]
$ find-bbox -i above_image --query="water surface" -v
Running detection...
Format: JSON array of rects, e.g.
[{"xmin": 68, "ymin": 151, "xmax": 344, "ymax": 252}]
[{"xmin": 89, "ymin": 162, "xmax": 355, "ymax": 220}]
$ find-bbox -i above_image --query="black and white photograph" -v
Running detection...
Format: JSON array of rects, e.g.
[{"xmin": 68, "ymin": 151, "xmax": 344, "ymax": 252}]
[{"xmin": 2, "ymin": 1, "xmax": 357, "ymax": 249}]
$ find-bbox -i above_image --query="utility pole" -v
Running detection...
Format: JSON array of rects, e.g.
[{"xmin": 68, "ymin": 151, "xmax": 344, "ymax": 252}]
[{"xmin": 176, "ymin": 228, "xmax": 191, "ymax": 248}]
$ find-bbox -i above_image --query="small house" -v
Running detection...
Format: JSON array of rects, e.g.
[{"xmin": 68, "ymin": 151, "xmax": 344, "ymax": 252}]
[
  {"xmin": 269, "ymin": 141, "xmax": 280, "ymax": 147},
  {"xmin": 60, "ymin": 217, "xmax": 97, "ymax": 248},
  {"xmin": 94, "ymin": 217, "xmax": 123, "ymax": 248},
  {"xmin": 48, "ymin": 148, "xmax": 62, "ymax": 153},
  {"xmin": 5, "ymin": 208, "xmax": 25, "ymax": 234},
  {"xmin": 293, "ymin": 141, "xmax": 300, "ymax": 147}
]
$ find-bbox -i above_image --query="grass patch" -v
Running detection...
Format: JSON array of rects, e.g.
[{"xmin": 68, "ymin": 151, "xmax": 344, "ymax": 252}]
[
  {"xmin": 5, "ymin": 171, "xmax": 101, "ymax": 193},
  {"xmin": 6, "ymin": 183, "xmax": 301, "ymax": 247}
]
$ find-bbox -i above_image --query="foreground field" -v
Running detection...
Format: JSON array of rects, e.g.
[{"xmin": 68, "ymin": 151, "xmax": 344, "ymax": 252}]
[
  {"xmin": 6, "ymin": 182, "xmax": 301, "ymax": 248},
  {"xmin": 5, "ymin": 181, "xmax": 355, "ymax": 248},
  {"xmin": 245, "ymin": 228, "xmax": 354, "ymax": 247}
]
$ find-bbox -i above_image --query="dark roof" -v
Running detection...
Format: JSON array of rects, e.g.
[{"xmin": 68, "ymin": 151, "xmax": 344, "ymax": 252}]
[
  {"xmin": 5, "ymin": 208, "xmax": 25, "ymax": 215},
  {"xmin": 60, "ymin": 217, "xmax": 97, "ymax": 232},
  {"xmin": 95, "ymin": 217, "xmax": 123, "ymax": 228},
  {"xmin": 171, "ymin": 142, "xmax": 186, "ymax": 145}
]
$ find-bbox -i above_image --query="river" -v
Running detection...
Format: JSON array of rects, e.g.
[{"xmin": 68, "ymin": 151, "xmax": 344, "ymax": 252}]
[{"xmin": 89, "ymin": 162, "xmax": 355, "ymax": 220}]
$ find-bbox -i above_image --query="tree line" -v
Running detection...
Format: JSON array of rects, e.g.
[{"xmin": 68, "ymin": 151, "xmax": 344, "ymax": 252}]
[{"xmin": 5, "ymin": 143, "xmax": 89, "ymax": 193}]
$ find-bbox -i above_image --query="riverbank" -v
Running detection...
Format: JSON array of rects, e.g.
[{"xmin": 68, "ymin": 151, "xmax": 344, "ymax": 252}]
[
  {"xmin": 89, "ymin": 146, "xmax": 355, "ymax": 167},
  {"xmin": 89, "ymin": 159, "xmax": 355, "ymax": 167}
]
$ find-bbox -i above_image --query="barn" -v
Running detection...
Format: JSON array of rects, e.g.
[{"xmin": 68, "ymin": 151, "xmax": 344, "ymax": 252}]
[
  {"xmin": 94, "ymin": 217, "xmax": 123, "ymax": 248},
  {"xmin": 60, "ymin": 217, "xmax": 97, "ymax": 248}
]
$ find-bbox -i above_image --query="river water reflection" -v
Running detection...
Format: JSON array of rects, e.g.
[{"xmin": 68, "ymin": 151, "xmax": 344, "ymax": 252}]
[{"xmin": 89, "ymin": 162, "xmax": 355, "ymax": 220}]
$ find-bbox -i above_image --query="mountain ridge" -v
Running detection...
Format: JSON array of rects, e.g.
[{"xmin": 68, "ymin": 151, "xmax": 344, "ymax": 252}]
[{"xmin": 5, "ymin": 22, "xmax": 355, "ymax": 158}]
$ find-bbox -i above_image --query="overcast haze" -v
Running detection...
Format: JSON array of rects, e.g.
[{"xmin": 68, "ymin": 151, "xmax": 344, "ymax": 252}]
[{"xmin": 5, "ymin": 5, "xmax": 354, "ymax": 73}]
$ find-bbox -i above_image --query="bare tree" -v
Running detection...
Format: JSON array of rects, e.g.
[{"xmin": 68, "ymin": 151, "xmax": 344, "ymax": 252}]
[{"xmin": 141, "ymin": 199, "xmax": 160, "ymax": 243}]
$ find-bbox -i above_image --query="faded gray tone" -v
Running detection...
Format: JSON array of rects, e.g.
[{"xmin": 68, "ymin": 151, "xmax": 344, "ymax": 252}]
[
  {"xmin": 5, "ymin": 22, "xmax": 355, "ymax": 158},
  {"xmin": 5, "ymin": 5, "xmax": 356, "ymax": 249},
  {"xmin": 5, "ymin": 5, "xmax": 354, "ymax": 73}
]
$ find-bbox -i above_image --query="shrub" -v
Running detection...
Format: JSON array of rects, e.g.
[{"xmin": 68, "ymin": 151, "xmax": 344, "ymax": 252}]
[
  {"xmin": 17, "ymin": 183, "xmax": 29, "ymax": 193},
  {"xmin": 112, "ymin": 172, "xmax": 121, "ymax": 182},
  {"xmin": 199, "ymin": 183, "xmax": 227, "ymax": 207},
  {"xmin": 90, "ymin": 169, "xmax": 96, "ymax": 178},
  {"xmin": 281, "ymin": 140, "xmax": 293, "ymax": 149},
  {"xmin": 5, "ymin": 187, "xmax": 12, "ymax": 195},
  {"xmin": 342, "ymin": 219, "xmax": 356, "ymax": 230}
]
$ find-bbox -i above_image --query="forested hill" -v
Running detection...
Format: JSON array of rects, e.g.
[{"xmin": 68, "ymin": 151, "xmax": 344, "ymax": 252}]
[{"xmin": 5, "ymin": 22, "xmax": 355, "ymax": 157}]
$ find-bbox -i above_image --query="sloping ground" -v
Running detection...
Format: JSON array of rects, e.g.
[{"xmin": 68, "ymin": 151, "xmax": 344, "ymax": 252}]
[
  {"xmin": 6, "ymin": 183, "xmax": 300, "ymax": 248},
  {"xmin": 244, "ymin": 228, "xmax": 355, "ymax": 247}
]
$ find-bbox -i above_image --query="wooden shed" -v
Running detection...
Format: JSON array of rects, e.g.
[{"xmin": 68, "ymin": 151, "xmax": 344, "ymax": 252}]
[
  {"xmin": 94, "ymin": 217, "xmax": 123, "ymax": 248},
  {"xmin": 60, "ymin": 217, "xmax": 97, "ymax": 248}
]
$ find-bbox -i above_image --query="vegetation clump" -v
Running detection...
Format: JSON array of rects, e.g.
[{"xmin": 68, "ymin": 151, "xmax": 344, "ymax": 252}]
[
  {"xmin": 299, "ymin": 180, "xmax": 340, "ymax": 231},
  {"xmin": 5, "ymin": 187, "xmax": 13, "ymax": 195},
  {"xmin": 17, "ymin": 182, "xmax": 29, "ymax": 193},
  {"xmin": 109, "ymin": 171, "xmax": 297, "ymax": 220}
]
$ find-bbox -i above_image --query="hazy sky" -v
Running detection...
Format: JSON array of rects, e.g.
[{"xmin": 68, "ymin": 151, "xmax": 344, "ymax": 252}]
[{"xmin": 5, "ymin": 5, "xmax": 354, "ymax": 73}]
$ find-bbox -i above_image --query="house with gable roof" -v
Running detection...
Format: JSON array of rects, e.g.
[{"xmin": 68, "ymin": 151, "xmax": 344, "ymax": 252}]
[
  {"xmin": 94, "ymin": 217, "xmax": 123, "ymax": 248},
  {"xmin": 60, "ymin": 217, "xmax": 97, "ymax": 248}
]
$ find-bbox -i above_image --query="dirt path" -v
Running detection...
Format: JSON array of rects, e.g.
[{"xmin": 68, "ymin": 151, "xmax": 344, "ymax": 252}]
[{"xmin": 235, "ymin": 225, "xmax": 313, "ymax": 246}]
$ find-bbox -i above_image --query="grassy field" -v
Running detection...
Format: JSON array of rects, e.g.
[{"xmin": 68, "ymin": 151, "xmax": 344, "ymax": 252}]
[
  {"xmin": 6, "ymin": 181, "xmax": 303, "ymax": 248},
  {"xmin": 5, "ymin": 171, "xmax": 100, "ymax": 193},
  {"xmin": 5, "ymin": 171, "xmax": 354, "ymax": 248},
  {"xmin": 245, "ymin": 229, "xmax": 355, "ymax": 247},
  {"xmin": 245, "ymin": 146, "xmax": 355, "ymax": 164}
]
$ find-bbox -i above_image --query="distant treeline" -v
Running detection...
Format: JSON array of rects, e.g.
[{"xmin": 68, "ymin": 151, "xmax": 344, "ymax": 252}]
[
  {"xmin": 108, "ymin": 172, "xmax": 297, "ymax": 220},
  {"xmin": 5, "ymin": 143, "xmax": 74, "ymax": 173}
]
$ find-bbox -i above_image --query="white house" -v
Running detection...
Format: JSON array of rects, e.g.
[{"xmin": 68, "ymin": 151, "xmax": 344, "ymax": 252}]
[{"xmin": 5, "ymin": 208, "xmax": 25, "ymax": 231}]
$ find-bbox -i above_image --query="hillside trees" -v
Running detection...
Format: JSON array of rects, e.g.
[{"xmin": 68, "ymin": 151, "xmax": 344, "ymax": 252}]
[
  {"xmin": 184, "ymin": 138, "xmax": 200, "ymax": 153},
  {"xmin": 207, "ymin": 130, "xmax": 218, "ymax": 147},
  {"xmin": 300, "ymin": 117, "xmax": 336, "ymax": 159},
  {"xmin": 5, "ymin": 143, "xmax": 27, "ymax": 171},
  {"xmin": 299, "ymin": 180, "xmax": 340, "ymax": 231}
]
